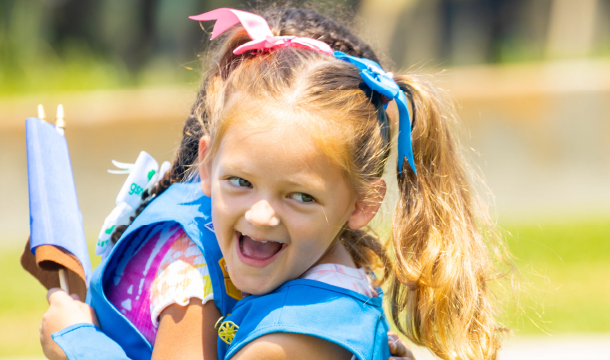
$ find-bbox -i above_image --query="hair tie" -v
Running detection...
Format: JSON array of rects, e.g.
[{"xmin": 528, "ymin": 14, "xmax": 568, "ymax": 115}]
[
  {"xmin": 334, "ymin": 51, "xmax": 416, "ymax": 175},
  {"xmin": 189, "ymin": 8, "xmax": 333, "ymax": 56}
]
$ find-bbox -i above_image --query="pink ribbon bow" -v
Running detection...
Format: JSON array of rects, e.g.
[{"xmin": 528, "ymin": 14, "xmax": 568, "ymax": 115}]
[{"xmin": 189, "ymin": 8, "xmax": 333, "ymax": 56}]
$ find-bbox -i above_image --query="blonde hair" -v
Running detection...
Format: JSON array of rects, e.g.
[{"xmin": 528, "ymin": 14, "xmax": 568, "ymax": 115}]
[{"xmin": 183, "ymin": 8, "xmax": 510, "ymax": 360}]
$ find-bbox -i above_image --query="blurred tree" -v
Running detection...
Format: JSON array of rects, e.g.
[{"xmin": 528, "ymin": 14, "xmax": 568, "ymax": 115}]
[
  {"xmin": 390, "ymin": 0, "xmax": 552, "ymax": 68},
  {"xmin": 1, "ymin": 0, "xmax": 609, "ymax": 94}
]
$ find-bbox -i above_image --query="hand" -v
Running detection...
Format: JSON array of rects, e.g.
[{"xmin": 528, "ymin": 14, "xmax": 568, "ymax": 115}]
[
  {"xmin": 388, "ymin": 331, "xmax": 415, "ymax": 360},
  {"xmin": 40, "ymin": 288, "xmax": 99, "ymax": 360}
]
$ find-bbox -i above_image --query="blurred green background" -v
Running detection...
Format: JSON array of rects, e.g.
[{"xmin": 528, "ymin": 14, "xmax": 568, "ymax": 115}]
[{"xmin": 1, "ymin": 0, "xmax": 609, "ymax": 358}]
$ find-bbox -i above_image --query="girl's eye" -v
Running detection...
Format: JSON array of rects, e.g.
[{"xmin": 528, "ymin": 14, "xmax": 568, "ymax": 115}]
[
  {"xmin": 290, "ymin": 192, "xmax": 315, "ymax": 203},
  {"xmin": 228, "ymin": 177, "xmax": 252, "ymax": 188}
]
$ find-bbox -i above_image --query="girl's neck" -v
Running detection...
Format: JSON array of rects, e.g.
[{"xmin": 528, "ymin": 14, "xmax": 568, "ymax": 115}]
[{"xmin": 314, "ymin": 242, "xmax": 357, "ymax": 269}]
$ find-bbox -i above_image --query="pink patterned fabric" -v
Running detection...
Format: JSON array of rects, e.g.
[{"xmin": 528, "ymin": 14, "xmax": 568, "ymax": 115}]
[
  {"xmin": 149, "ymin": 234, "xmax": 213, "ymax": 328},
  {"xmin": 104, "ymin": 224, "xmax": 209, "ymax": 345},
  {"xmin": 301, "ymin": 263, "xmax": 378, "ymax": 298}
]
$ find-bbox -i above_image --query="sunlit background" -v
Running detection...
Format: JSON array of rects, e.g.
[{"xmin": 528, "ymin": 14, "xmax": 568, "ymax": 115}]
[{"xmin": 1, "ymin": 0, "xmax": 609, "ymax": 359}]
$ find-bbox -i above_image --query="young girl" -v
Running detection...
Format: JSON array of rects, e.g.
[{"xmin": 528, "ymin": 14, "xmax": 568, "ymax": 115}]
[{"xmin": 40, "ymin": 6, "xmax": 507, "ymax": 360}]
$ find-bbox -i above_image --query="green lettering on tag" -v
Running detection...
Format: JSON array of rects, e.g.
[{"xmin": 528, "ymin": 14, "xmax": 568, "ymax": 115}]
[
  {"xmin": 129, "ymin": 183, "xmax": 143, "ymax": 196},
  {"xmin": 105, "ymin": 225, "xmax": 115, "ymax": 235},
  {"xmin": 147, "ymin": 169, "xmax": 156, "ymax": 181}
]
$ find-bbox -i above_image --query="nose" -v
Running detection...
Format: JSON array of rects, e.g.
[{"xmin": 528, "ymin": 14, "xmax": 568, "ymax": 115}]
[{"xmin": 245, "ymin": 200, "xmax": 280, "ymax": 226}]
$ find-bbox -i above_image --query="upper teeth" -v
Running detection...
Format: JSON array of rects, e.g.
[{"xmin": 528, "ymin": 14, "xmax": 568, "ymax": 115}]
[{"xmin": 243, "ymin": 233, "xmax": 268, "ymax": 243}]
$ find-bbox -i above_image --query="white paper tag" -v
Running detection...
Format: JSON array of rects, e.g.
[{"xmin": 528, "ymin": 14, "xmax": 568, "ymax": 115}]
[{"xmin": 96, "ymin": 151, "xmax": 166, "ymax": 259}]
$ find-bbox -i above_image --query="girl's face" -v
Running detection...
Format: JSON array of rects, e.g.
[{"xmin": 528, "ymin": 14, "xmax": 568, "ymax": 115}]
[{"xmin": 199, "ymin": 119, "xmax": 373, "ymax": 295}]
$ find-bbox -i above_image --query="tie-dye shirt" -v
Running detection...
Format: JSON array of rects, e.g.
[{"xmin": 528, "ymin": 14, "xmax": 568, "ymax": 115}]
[
  {"xmin": 104, "ymin": 223, "xmax": 213, "ymax": 345},
  {"xmin": 104, "ymin": 223, "xmax": 377, "ymax": 346}
]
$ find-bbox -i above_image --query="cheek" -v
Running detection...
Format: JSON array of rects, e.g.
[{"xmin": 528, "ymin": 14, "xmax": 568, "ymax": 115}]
[
  {"xmin": 295, "ymin": 211, "xmax": 346, "ymax": 258},
  {"xmin": 291, "ymin": 205, "xmax": 346, "ymax": 242},
  {"xmin": 292, "ymin": 222, "xmax": 337, "ymax": 258}
]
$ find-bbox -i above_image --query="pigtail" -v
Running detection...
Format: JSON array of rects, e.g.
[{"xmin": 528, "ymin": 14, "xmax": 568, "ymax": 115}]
[
  {"xmin": 389, "ymin": 75, "xmax": 507, "ymax": 360},
  {"xmin": 341, "ymin": 228, "xmax": 391, "ymax": 284}
]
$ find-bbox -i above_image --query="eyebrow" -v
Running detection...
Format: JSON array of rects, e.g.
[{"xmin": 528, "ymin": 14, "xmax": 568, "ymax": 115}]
[
  {"xmin": 280, "ymin": 176, "xmax": 326, "ymax": 190},
  {"xmin": 222, "ymin": 164, "xmax": 255, "ymax": 179},
  {"xmin": 221, "ymin": 162, "xmax": 326, "ymax": 190}
]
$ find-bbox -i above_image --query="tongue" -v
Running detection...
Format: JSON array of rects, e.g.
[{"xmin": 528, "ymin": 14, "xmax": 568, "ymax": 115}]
[{"xmin": 241, "ymin": 235, "xmax": 282, "ymax": 260}]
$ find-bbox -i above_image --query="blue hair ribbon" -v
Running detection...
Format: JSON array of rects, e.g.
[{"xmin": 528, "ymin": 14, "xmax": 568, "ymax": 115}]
[{"xmin": 334, "ymin": 51, "xmax": 416, "ymax": 175}]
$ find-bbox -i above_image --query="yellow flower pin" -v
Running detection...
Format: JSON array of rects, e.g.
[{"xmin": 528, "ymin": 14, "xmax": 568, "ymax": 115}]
[{"xmin": 218, "ymin": 320, "xmax": 239, "ymax": 345}]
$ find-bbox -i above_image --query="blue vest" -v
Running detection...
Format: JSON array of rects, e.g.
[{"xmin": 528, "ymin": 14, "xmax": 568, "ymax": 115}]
[
  {"xmin": 218, "ymin": 280, "xmax": 391, "ymax": 360},
  {"xmin": 87, "ymin": 182, "xmax": 240, "ymax": 360},
  {"xmin": 86, "ymin": 182, "xmax": 390, "ymax": 360}
]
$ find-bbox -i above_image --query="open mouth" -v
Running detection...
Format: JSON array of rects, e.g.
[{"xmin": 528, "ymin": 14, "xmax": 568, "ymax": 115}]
[{"xmin": 238, "ymin": 232, "xmax": 286, "ymax": 265}]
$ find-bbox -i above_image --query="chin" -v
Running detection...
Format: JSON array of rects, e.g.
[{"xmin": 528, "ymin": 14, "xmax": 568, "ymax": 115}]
[{"xmin": 232, "ymin": 273, "xmax": 282, "ymax": 295}]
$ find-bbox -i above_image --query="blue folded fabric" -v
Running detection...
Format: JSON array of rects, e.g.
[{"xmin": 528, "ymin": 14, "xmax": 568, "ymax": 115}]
[{"xmin": 26, "ymin": 117, "xmax": 92, "ymax": 282}]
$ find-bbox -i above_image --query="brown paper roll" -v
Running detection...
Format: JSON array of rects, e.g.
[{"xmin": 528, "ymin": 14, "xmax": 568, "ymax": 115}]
[{"xmin": 21, "ymin": 237, "xmax": 88, "ymax": 300}]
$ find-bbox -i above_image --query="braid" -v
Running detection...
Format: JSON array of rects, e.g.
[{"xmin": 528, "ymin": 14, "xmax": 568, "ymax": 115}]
[{"xmin": 174, "ymin": 114, "xmax": 205, "ymax": 181}]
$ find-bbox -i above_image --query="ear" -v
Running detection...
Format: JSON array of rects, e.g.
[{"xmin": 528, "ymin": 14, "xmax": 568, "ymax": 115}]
[
  {"xmin": 347, "ymin": 179, "xmax": 386, "ymax": 230},
  {"xmin": 198, "ymin": 135, "xmax": 212, "ymax": 197}
]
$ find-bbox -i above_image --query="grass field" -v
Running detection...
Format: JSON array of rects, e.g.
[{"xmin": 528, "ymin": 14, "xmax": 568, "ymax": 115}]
[
  {"xmin": 500, "ymin": 222, "xmax": 610, "ymax": 334},
  {"xmin": 0, "ymin": 221, "xmax": 608, "ymax": 357}
]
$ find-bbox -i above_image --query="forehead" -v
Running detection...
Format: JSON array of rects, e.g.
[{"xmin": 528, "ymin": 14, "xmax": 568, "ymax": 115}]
[
  {"xmin": 215, "ymin": 116, "xmax": 354, "ymax": 194},
  {"xmin": 218, "ymin": 119, "xmax": 326, "ymax": 173},
  {"xmin": 219, "ymin": 95, "xmax": 348, "ymax": 159}
]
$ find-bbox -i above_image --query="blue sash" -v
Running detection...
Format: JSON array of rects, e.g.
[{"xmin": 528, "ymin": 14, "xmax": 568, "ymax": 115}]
[
  {"xmin": 218, "ymin": 279, "xmax": 390, "ymax": 360},
  {"xmin": 87, "ymin": 182, "xmax": 240, "ymax": 360}
]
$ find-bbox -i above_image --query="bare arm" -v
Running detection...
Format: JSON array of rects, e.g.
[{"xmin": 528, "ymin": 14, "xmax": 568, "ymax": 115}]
[
  {"xmin": 152, "ymin": 298, "xmax": 221, "ymax": 360},
  {"xmin": 231, "ymin": 333, "xmax": 352, "ymax": 360}
]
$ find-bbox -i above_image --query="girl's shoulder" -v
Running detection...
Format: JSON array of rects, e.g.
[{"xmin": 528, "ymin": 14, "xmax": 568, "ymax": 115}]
[{"xmin": 150, "ymin": 230, "xmax": 213, "ymax": 326}]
